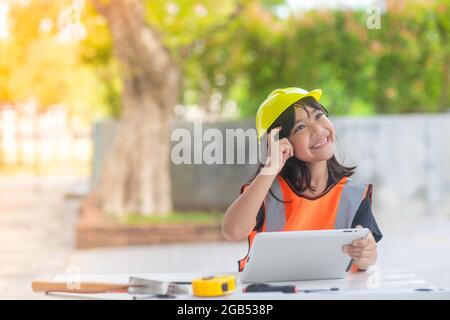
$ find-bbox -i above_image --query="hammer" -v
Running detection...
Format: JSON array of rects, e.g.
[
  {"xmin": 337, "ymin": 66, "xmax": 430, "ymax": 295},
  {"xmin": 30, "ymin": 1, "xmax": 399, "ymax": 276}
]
[{"xmin": 32, "ymin": 276, "xmax": 191, "ymax": 297}]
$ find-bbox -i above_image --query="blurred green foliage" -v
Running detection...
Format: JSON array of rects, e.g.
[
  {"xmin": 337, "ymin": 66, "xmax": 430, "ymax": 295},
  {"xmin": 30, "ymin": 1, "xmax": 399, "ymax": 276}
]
[
  {"xmin": 1, "ymin": 0, "xmax": 449, "ymax": 120},
  {"xmin": 185, "ymin": 0, "xmax": 450, "ymax": 117}
]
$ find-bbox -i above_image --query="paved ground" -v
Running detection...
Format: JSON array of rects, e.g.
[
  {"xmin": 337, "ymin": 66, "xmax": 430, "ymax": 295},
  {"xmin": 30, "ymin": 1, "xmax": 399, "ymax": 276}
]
[
  {"xmin": 0, "ymin": 176, "xmax": 81, "ymax": 299},
  {"xmin": 1, "ymin": 176, "xmax": 450, "ymax": 299}
]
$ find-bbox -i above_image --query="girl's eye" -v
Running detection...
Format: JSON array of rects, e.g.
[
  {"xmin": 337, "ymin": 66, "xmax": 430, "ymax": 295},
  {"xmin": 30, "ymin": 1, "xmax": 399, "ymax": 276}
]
[
  {"xmin": 316, "ymin": 113, "xmax": 324, "ymax": 119},
  {"xmin": 294, "ymin": 124, "xmax": 305, "ymax": 132}
]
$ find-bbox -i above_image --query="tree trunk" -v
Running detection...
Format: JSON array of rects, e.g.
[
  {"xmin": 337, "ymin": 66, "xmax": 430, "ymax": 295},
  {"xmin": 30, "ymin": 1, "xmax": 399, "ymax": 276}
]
[{"xmin": 93, "ymin": 0, "xmax": 181, "ymax": 217}]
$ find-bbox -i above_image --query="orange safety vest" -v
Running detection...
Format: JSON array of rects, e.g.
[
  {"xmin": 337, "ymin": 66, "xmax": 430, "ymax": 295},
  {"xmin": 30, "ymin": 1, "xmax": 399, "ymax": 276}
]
[{"xmin": 237, "ymin": 175, "xmax": 372, "ymax": 272}]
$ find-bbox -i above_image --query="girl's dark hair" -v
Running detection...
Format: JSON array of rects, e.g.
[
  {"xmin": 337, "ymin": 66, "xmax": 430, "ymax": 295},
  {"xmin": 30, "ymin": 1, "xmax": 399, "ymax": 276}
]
[{"xmin": 249, "ymin": 96, "xmax": 356, "ymax": 230}]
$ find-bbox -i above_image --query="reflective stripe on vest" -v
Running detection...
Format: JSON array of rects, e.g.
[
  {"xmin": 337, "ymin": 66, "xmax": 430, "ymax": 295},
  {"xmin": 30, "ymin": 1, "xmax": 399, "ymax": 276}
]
[{"xmin": 237, "ymin": 175, "xmax": 370, "ymax": 272}]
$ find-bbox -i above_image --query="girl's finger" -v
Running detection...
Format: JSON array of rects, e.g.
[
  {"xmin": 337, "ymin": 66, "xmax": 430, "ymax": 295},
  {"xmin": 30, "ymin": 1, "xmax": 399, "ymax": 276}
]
[
  {"xmin": 282, "ymin": 144, "xmax": 292, "ymax": 155},
  {"xmin": 360, "ymin": 249, "xmax": 377, "ymax": 259},
  {"xmin": 342, "ymin": 245, "xmax": 351, "ymax": 254},
  {"xmin": 349, "ymin": 252, "xmax": 363, "ymax": 259},
  {"xmin": 352, "ymin": 249, "xmax": 376, "ymax": 261},
  {"xmin": 282, "ymin": 152, "xmax": 290, "ymax": 163},
  {"xmin": 352, "ymin": 237, "xmax": 370, "ymax": 247},
  {"xmin": 365, "ymin": 242, "xmax": 377, "ymax": 251},
  {"xmin": 280, "ymin": 142, "xmax": 292, "ymax": 157},
  {"xmin": 352, "ymin": 252, "xmax": 369, "ymax": 260},
  {"xmin": 347, "ymin": 247, "xmax": 364, "ymax": 255},
  {"xmin": 287, "ymin": 144, "xmax": 293, "ymax": 158},
  {"xmin": 353, "ymin": 258, "xmax": 373, "ymax": 267},
  {"xmin": 279, "ymin": 145, "xmax": 286, "ymax": 158},
  {"xmin": 351, "ymin": 245, "xmax": 376, "ymax": 257}
]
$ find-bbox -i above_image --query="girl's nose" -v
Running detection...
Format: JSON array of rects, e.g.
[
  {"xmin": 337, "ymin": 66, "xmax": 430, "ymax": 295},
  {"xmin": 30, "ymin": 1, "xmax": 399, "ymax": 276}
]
[{"xmin": 309, "ymin": 123, "xmax": 325, "ymax": 135}]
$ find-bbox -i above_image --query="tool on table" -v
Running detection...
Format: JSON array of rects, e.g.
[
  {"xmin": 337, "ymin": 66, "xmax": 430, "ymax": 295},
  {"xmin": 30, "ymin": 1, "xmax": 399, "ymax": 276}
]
[
  {"xmin": 300, "ymin": 287, "xmax": 340, "ymax": 293},
  {"xmin": 413, "ymin": 288, "xmax": 447, "ymax": 292},
  {"xmin": 243, "ymin": 283, "xmax": 296, "ymax": 293},
  {"xmin": 243, "ymin": 283, "xmax": 339, "ymax": 294},
  {"xmin": 132, "ymin": 293, "xmax": 177, "ymax": 300},
  {"xmin": 192, "ymin": 275, "xmax": 236, "ymax": 297},
  {"xmin": 31, "ymin": 276, "xmax": 191, "ymax": 298}
]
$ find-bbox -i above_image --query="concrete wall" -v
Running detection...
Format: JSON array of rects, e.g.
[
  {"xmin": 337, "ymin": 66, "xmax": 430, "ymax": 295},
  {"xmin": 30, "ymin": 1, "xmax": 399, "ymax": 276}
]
[
  {"xmin": 92, "ymin": 114, "xmax": 450, "ymax": 220},
  {"xmin": 332, "ymin": 114, "xmax": 450, "ymax": 222}
]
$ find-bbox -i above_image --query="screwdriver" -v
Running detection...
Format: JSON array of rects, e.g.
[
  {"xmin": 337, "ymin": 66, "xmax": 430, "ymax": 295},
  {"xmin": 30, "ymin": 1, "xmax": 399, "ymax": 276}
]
[{"xmin": 243, "ymin": 283, "xmax": 339, "ymax": 294}]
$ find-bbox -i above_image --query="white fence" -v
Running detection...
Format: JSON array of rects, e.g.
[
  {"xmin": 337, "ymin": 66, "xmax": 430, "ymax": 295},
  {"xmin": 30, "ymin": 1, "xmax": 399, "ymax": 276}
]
[{"xmin": 0, "ymin": 104, "xmax": 91, "ymax": 168}]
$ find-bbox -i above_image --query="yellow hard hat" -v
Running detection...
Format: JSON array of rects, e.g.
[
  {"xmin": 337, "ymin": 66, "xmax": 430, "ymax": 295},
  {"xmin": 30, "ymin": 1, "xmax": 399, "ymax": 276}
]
[{"xmin": 255, "ymin": 87, "xmax": 322, "ymax": 140}]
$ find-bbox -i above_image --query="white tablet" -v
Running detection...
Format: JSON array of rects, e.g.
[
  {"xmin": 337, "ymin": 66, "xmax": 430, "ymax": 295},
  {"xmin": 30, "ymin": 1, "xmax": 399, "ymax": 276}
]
[{"xmin": 240, "ymin": 228, "xmax": 369, "ymax": 283}]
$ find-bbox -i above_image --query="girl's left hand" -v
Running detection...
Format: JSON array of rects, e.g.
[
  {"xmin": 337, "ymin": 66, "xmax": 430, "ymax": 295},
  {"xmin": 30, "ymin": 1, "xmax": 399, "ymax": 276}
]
[{"xmin": 342, "ymin": 225, "xmax": 377, "ymax": 271}]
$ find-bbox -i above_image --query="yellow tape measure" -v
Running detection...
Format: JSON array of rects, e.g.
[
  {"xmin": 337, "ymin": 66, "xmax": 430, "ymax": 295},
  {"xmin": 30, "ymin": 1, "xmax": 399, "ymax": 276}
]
[{"xmin": 192, "ymin": 275, "xmax": 236, "ymax": 297}]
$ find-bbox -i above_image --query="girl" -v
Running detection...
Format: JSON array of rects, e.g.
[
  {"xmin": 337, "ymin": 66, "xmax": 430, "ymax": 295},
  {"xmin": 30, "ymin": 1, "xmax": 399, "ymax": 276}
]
[{"xmin": 222, "ymin": 87, "xmax": 382, "ymax": 272}]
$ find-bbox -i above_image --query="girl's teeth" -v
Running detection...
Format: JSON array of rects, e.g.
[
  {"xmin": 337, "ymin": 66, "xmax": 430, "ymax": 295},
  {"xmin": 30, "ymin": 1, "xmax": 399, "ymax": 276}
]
[{"xmin": 313, "ymin": 137, "xmax": 327, "ymax": 148}]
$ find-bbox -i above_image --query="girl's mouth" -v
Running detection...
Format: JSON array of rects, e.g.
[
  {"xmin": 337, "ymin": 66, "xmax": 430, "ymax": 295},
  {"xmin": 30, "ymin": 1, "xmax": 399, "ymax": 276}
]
[{"xmin": 310, "ymin": 136, "xmax": 330, "ymax": 150}]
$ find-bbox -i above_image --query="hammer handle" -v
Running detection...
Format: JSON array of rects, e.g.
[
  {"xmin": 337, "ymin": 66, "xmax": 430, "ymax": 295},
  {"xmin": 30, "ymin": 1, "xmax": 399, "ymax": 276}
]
[{"xmin": 31, "ymin": 280, "xmax": 130, "ymax": 294}]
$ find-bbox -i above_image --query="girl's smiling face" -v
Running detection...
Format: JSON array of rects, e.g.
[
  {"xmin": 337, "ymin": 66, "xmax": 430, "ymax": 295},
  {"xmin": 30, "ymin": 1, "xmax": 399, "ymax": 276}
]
[{"xmin": 287, "ymin": 105, "xmax": 336, "ymax": 162}]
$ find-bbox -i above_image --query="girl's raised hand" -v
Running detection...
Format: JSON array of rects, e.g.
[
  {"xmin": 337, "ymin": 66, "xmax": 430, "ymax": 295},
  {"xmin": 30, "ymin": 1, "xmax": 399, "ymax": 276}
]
[{"xmin": 261, "ymin": 126, "xmax": 294, "ymax": 176}]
